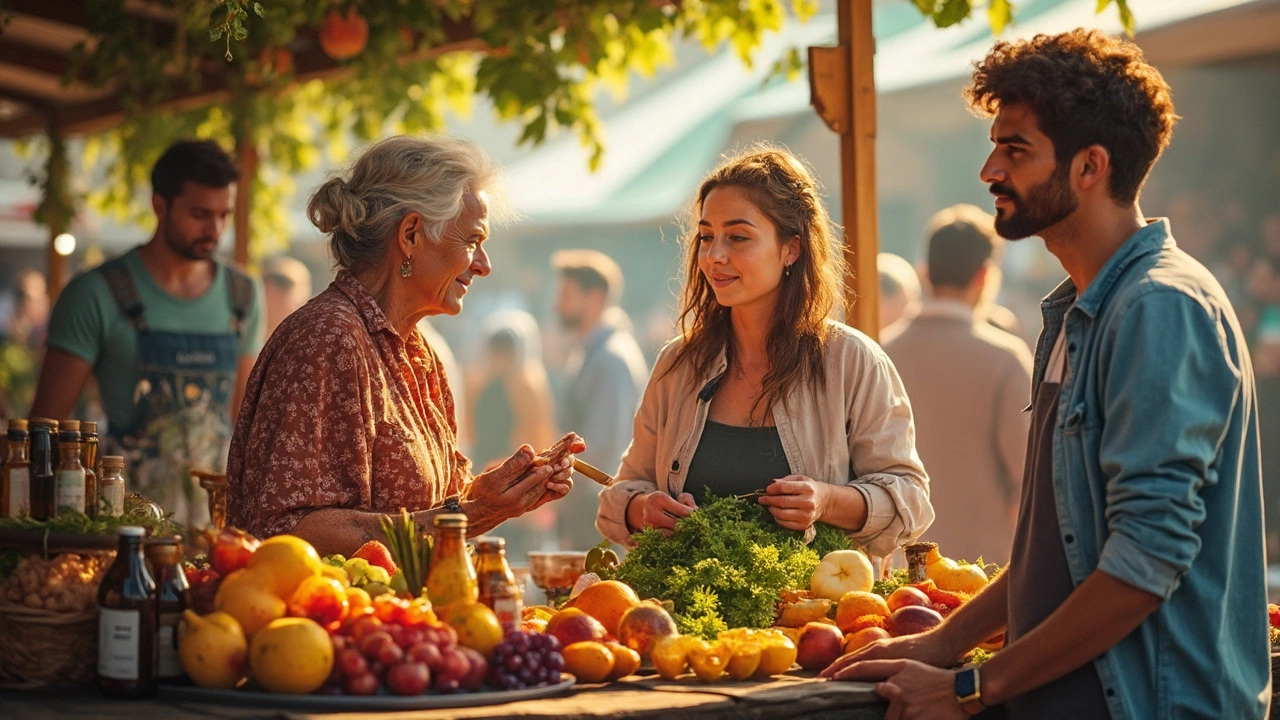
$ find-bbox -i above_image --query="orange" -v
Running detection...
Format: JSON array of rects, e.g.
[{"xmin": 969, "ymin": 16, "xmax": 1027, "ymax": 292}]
[
  {"xmin": 605, "ymin": 642, "xmax": 640, "ymax": 680},
  {"xmin": 835, "ymin": 591, "xmax": 891, "ymax": 634},
  {"xmin": 562, "ymin": 641, "xmax": 615, "ymax": 683},
  {"xmin": 247, "ymin": 535, "xmax": 322, "ymax": 599},
  {"xmin": 249, "ymin": 617, "xmax": 333, "ymax": 694},
  {"xmin": 565, "ymin": 580, "xmax": 640, "ymax": 636}
]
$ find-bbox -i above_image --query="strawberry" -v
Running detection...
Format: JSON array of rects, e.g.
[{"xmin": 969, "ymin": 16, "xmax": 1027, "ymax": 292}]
[
  {"xmin": 353, "ymin": 540, "xmax": 398, "ymax": 575},
  {"xmin": 1268, "ymin": 603, "xmax": 1280, "ymax": 630}
]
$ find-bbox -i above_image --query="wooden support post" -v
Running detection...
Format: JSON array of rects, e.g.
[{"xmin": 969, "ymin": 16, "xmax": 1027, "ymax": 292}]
[
  {"xmin": 810, "ymin": 0, "xmax": 879, "ymax": 340},
  {"xmin": 44, "ymin": 116, "xmax": 68, "ymax": 304},
  {"xmin": 231, "ymin": 88, "xmax": 256, "ymax": 268}
]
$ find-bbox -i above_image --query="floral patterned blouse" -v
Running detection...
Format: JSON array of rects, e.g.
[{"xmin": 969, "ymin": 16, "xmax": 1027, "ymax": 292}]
[{"xmin": 227, "ymin": 271, "xmax": 471, "ymax": 538}]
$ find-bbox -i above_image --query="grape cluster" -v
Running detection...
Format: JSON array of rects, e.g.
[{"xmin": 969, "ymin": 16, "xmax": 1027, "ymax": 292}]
[
  {"xmin": 488, "ymin": 631, "xmax": 564, "ymax": 691},
  {"xmin": 325, "ymin": 615, "xmax": 488, "ymax": 696}
]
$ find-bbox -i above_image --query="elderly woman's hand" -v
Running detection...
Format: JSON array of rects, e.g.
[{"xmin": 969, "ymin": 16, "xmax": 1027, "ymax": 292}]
[{"xmin": 463, "ymin": 437, "xmax": 586, "ymax": 528}]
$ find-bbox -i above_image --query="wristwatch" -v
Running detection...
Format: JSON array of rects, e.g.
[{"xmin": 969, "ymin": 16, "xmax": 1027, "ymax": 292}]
[
  {"xmin": 955, "ymin": 666, "xmax": 985, "ymax": 715},
  {"xmin": 443, "ymin": 496, "xmax": 465, "ymax": 517}
]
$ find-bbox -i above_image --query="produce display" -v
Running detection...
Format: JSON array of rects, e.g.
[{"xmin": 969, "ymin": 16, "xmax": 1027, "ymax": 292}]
[{"xmin": 1, "ymin": 552, "xmax": 109, "ymax": 612}]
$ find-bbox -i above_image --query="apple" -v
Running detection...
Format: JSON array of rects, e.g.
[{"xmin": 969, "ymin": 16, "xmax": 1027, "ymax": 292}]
[
  {"xmin": 546, "ymin": 608, "xmax": 608, "ymax": 648},
  {"xmin": 796, "ymin": 622, "xmax": 845, "ymax": 670},
  {"xmin": 810, "ymin": 550, "xmax": 875, "ymax": 601},
  {"xmin": 319, "ymin": 9, "xmax": 369, "ymax": 61},
  {"xmin": 886, "ymin": 605, "xmax": 944, "ymax": 637},
  {"xmin": 843, "ymin": 626, "xmax": 890, "ymax": 654},
  {"xmin": 887, "ymin": 586, "xmax": 931, "ymax": 612}
]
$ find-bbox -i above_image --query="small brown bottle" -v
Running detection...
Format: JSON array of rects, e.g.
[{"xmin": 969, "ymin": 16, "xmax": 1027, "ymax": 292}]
[
  {"xmin": 82, "ymin": 421, "xmax": 100, "ymax": 518},
  {"xmin": 98, "ymin": 527, "xmax": 158, "ymax": 699},
  {"xmin": 2, "ymin": 419, "xmax": 30, "ymax": 518},
  {"xmin": 475, "ymin": 537, "xmax": 522, "ymax": 635},
  {"xmin": 144, "ymin": 538, "xmax": 189, "ymax": 682}
]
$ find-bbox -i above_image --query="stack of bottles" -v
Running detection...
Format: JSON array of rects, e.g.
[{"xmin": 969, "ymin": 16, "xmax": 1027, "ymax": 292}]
[{"xmin": 1, "ymin": 417, "xmax": 125, "ymax": 520}]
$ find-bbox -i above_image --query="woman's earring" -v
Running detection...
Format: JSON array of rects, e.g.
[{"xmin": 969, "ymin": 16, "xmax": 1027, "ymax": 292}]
[
  {"xmin": 400, "ymin": 257, "xmax": 413, "ymax": 278},
  {"xmin": 784, "ymin": 263, "xmax": 791, "ymax": 277}
]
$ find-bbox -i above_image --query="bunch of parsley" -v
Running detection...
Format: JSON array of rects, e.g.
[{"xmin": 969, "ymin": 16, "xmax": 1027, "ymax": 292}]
[{"xmin": 602, "ymin": 493, "xmax": 850, "ymax": 639}]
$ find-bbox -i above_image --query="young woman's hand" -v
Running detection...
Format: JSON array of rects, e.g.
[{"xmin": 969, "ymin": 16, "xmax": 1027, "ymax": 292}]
[
  {"xmin": 758, "ymin": 476, "xmax": 827, "ymax": 531},
  {"xmin": 626, "ymin": 491, "xmax": 697, "ymax": 534}
]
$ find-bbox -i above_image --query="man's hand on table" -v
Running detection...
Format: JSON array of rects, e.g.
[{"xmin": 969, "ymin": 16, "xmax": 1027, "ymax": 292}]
[{"xmin": 829, "ymin": 659, "xmax": 974, "ymax": 720}]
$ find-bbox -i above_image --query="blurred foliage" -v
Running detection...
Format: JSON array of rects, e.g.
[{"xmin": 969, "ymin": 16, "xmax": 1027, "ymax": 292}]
[{"xmin": 11, "ymin": 0, "xmax": 1134, "ymax": 259}]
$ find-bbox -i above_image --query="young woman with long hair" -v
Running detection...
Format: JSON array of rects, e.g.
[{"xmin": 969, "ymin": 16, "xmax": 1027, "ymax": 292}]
[{"xmin": 596, "ymin": 145, "xmax": 933, "ymax": 556}]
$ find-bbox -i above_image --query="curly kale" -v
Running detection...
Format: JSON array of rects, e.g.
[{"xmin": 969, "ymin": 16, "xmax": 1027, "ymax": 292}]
[{"xmin": 602, "ymin": 493, "xmax": 851, "ymax": 638}]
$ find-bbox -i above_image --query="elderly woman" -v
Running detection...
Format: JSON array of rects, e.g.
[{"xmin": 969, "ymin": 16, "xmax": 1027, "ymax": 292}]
[
  {"xmin": 227, "ymin": 136, "xmax": 581, "ymax": 554},
  {"xmin": 596, "ymin": 145, "xmax": 933, "ymax": 557}
]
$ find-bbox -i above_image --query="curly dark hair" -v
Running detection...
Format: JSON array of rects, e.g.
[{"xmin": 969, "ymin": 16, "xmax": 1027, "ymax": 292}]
[
  {"xmin": 668, "ymin": 145, "xmax": 846, "ymax": 424},
  {"xmin": 964, "ymin": 29, "xmax": 1177, "ymax": 205},
  {"xmin": 151, "ymin": 139, "xmax": 239, "ymax": 201}
]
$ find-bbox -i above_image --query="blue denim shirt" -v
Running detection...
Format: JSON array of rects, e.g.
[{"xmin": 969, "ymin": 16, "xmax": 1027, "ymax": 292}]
[{"xmin": 1029, "ymin": 218, "xmax": 1270, "ymax": 718}]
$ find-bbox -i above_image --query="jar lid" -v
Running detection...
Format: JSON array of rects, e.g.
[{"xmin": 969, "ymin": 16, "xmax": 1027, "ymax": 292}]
[
  {"xmin": 475, "ymin": 537, "xmax": 505, "ymax": 551},
  {"xmin": 82, "ymin": 421, "xmax": 97, "ymax": 434},
  {"xmin": 29, "ymin": 417, "xmax": 58, "ymax": 429},
  {"xmin": 102, "ymin": 456, "xmax": 125, "ymax": 468},
  {"xmin": 118, "ymin": 526, "xmax": 146, "ymax": 537},
  {"xmin": 7, "ymin": 418, "xmax": 27, "ymax": 432},
  {"xmin": 59, "ymin": 419, "xmax": 80, "ymax": 432},
  {"xmin": 434, "ymin": 513, "xmax": 468, "ymax": 529}
]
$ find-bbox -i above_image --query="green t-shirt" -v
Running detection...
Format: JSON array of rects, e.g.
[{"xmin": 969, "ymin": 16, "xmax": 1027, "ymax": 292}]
[{"xmin": 46, "ymin": 247, "xmax": 264, "ymax": 435}]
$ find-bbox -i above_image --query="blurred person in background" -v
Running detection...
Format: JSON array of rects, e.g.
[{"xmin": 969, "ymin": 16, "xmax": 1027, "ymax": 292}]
[
  {"xmin": 552, "ymin": 249, "xmax": 648, "ymax": 550},
  {"xmin": 468, "ymin": 309, "xmax": 555, "ymax": 470},
  {"xmin": 30, "ymin": 140, "xmax": 264, "ymax": 527},
  {"xmin": 0, "ymin": 270, "xmax": 49, "ymax": 419},
  {"xmin": 261, "ymin": 255, "xmax": 312, "ymax": 337},
  {"xmin": 877, "ymin": 252, "xmax": 921, "ymax": 333},
  {"xmin": 596, "ymin": 145, "xmax": 932, "ymax": 557},
  {"xmin": 882, "ymin": 204, "xmax": 1032, "ymax": 563},
  {"xmin": 7, "ymin": 270, "xmax": 50, "ymax": 350}
]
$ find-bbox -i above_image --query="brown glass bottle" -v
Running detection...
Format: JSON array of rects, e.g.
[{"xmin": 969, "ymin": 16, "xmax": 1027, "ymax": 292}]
[
  {"xmin": 56, "ymin": 420, "xmax": 86, "ymax": 515},
  {"xmin": 2, "ymin": 419, "xmax": 30, "ymax": 518},
  {"xmin": 98, "ymin": 526, "xmax": 158, "ymax": 699},
  {"xmin": 475, "ymin": 537, "xmax": 522, "ymax": 635},
  {"xmin": 28, "ymin": 419, "xmax": 56, "ymax": 520},
  {"xmin": 144, "ymin": 538, "xmax": 189, "ymax": 682},
  {"xmin": 82, "ymin": 421, "xmax": 100, "ymax": 518}
]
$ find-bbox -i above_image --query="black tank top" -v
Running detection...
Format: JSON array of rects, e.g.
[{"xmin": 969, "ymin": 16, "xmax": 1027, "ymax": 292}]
[{"xmin": 684, "ymin": 420, "xmax": 792, "ymax": 505}]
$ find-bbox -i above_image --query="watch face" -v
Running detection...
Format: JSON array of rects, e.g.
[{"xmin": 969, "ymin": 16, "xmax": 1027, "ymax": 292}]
[{"xmin": 955, "ymin": 668, "xmax": 977, "ymax": 697}]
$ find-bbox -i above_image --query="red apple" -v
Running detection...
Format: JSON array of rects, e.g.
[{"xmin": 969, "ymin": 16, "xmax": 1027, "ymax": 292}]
[
  {"xmin": 207, "ymin": 527, "xmax": 259, "ymax": 575},
  {"xmin": 796, "ymin": 622, "xmax": 845, "ymax": 670},
  {"xmin": 319, "ymin": 9, "xmax": 369, "ymax": 60},
  {"xmin": 886, "ymin": 586, "xmax": 931, "ymax": 612},
  {"xmin": 886, "ymin": 605, "xmax": 944, "ymax": 638},
  {"xmin": 547, "ymin": 610, "xmax": 608, "ymax": 649}
]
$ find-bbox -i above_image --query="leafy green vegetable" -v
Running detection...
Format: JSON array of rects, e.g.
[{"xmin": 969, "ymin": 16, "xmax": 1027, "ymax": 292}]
[
  {"xmin": 599, "ymin": 493, "xmax": 850, "ymax": 639},
  {"xmin": 872, "ymin": 567, "xmax": 911, "ymax": 598}
]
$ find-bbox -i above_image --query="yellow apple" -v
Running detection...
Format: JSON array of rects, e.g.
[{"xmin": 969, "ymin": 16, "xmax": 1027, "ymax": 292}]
[{"xmin": 810, "ymin": 550, "xmax": 874, "ymax": 601}]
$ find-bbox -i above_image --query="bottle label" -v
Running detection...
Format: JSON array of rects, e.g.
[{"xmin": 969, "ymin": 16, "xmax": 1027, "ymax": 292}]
[
  {"xmin": 55, "ymin": 469, "xmax": 85, "ymax": 513},
  {"xmin": 98, "ymin": 608, "xmax": 141, "ymax": 680},
  {"xmin": 5, "ymin": 468, "xmax": 29, "ymax": 518},
  {"xmin": 158, "ymin": 613, "xmax": 183, "ymax": 679},
  {"xmin": 493, "ymin": 596, "xmax": 522, "ymax": 635},
  {"xmin": 101, "ymin": 483, "xmax": 125, "ymax": 518}
]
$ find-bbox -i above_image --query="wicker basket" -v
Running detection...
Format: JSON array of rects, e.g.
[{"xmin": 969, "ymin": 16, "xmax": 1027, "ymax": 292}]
[
  {"xmin": 0, "ymin": 604, "xmax": 100, "ymax": 688},
  {"xmin": 0, "ymin": 530, "xmax": 117, "ymax": 688}
]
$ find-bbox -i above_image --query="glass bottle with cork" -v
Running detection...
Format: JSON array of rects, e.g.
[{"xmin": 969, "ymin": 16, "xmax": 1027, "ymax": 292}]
[
  {"xmin": 28, "ymin": 418, "xmax": 56, "ymax": 520},
  {"xmin": 98, "ymin": 526, "xmax": 159, "ymax": 699},
  {"xmin": 81, "ymin": 421, "xmax": 100, "ymax": 518},
  {"xmin": 55, "ymin": 420, "xmax": 86, "ymax": 515},
  {"xmin": 2, "ymin": 419, "xmax": 30, "ymax": 518},
  {"xmin": 144, "ymin": 537, "xmax": 189, "ymax": 682},
  {"xmin": 426, "ymin": 513, "xmax": 478, "ymax": 612},
  {"xmin": 475, "ymin": 537, "xmax": 522, "ymax": 635},
  {"xmin": 99, "ymin": 456, "xmax": 127, "ymax": 518}
]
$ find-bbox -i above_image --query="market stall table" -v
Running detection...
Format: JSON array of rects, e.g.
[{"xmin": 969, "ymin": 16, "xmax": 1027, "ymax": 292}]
[{"xmin": 3, "ymin": 673, "xmax": 887, "ymax": 720}]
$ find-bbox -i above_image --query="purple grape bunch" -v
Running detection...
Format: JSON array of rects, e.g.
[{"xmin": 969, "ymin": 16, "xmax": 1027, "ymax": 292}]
[{"xmin": 488, "ymin": 631, "xmax": 565, "ymax": 690}]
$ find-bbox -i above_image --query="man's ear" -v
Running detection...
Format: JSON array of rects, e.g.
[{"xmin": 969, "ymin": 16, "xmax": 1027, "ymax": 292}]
[
  {"xmin": 395, "ymin": 212, "xmax": 424, "ymax": 259},
  {"xmin": 1076, "ymin": 144, "xmax": 1111, "ymax": 194},
  {"xmin": 151, "ymin": 193, "xmax": 167, "ymax": 221}
]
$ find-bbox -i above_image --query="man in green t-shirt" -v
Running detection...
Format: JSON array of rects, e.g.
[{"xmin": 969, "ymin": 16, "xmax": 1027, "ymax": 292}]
[{"xmin": 30, "ymin": 140, "xmax": 264, "ymax": 526}]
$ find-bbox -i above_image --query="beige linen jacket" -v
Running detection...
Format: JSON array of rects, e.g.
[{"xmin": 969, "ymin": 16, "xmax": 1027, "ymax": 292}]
[{"xmin": 596, "ymin": 321, "xmax": 934, "ymax": 557}]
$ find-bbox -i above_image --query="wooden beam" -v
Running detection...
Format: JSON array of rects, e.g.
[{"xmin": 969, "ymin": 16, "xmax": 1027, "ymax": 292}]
[{"xmin": 835, "ymin": 0, "xmax": 879, "ymax": 340}]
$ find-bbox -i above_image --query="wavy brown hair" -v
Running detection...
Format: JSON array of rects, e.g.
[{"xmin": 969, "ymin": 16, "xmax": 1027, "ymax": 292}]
[
  {"xmin": 964, "ymin": 29, "xmax": 1177, "ymax": 205},
  {"xmin": 667, "ymin": 145, "xmax": 846, "ymax": 423}
]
